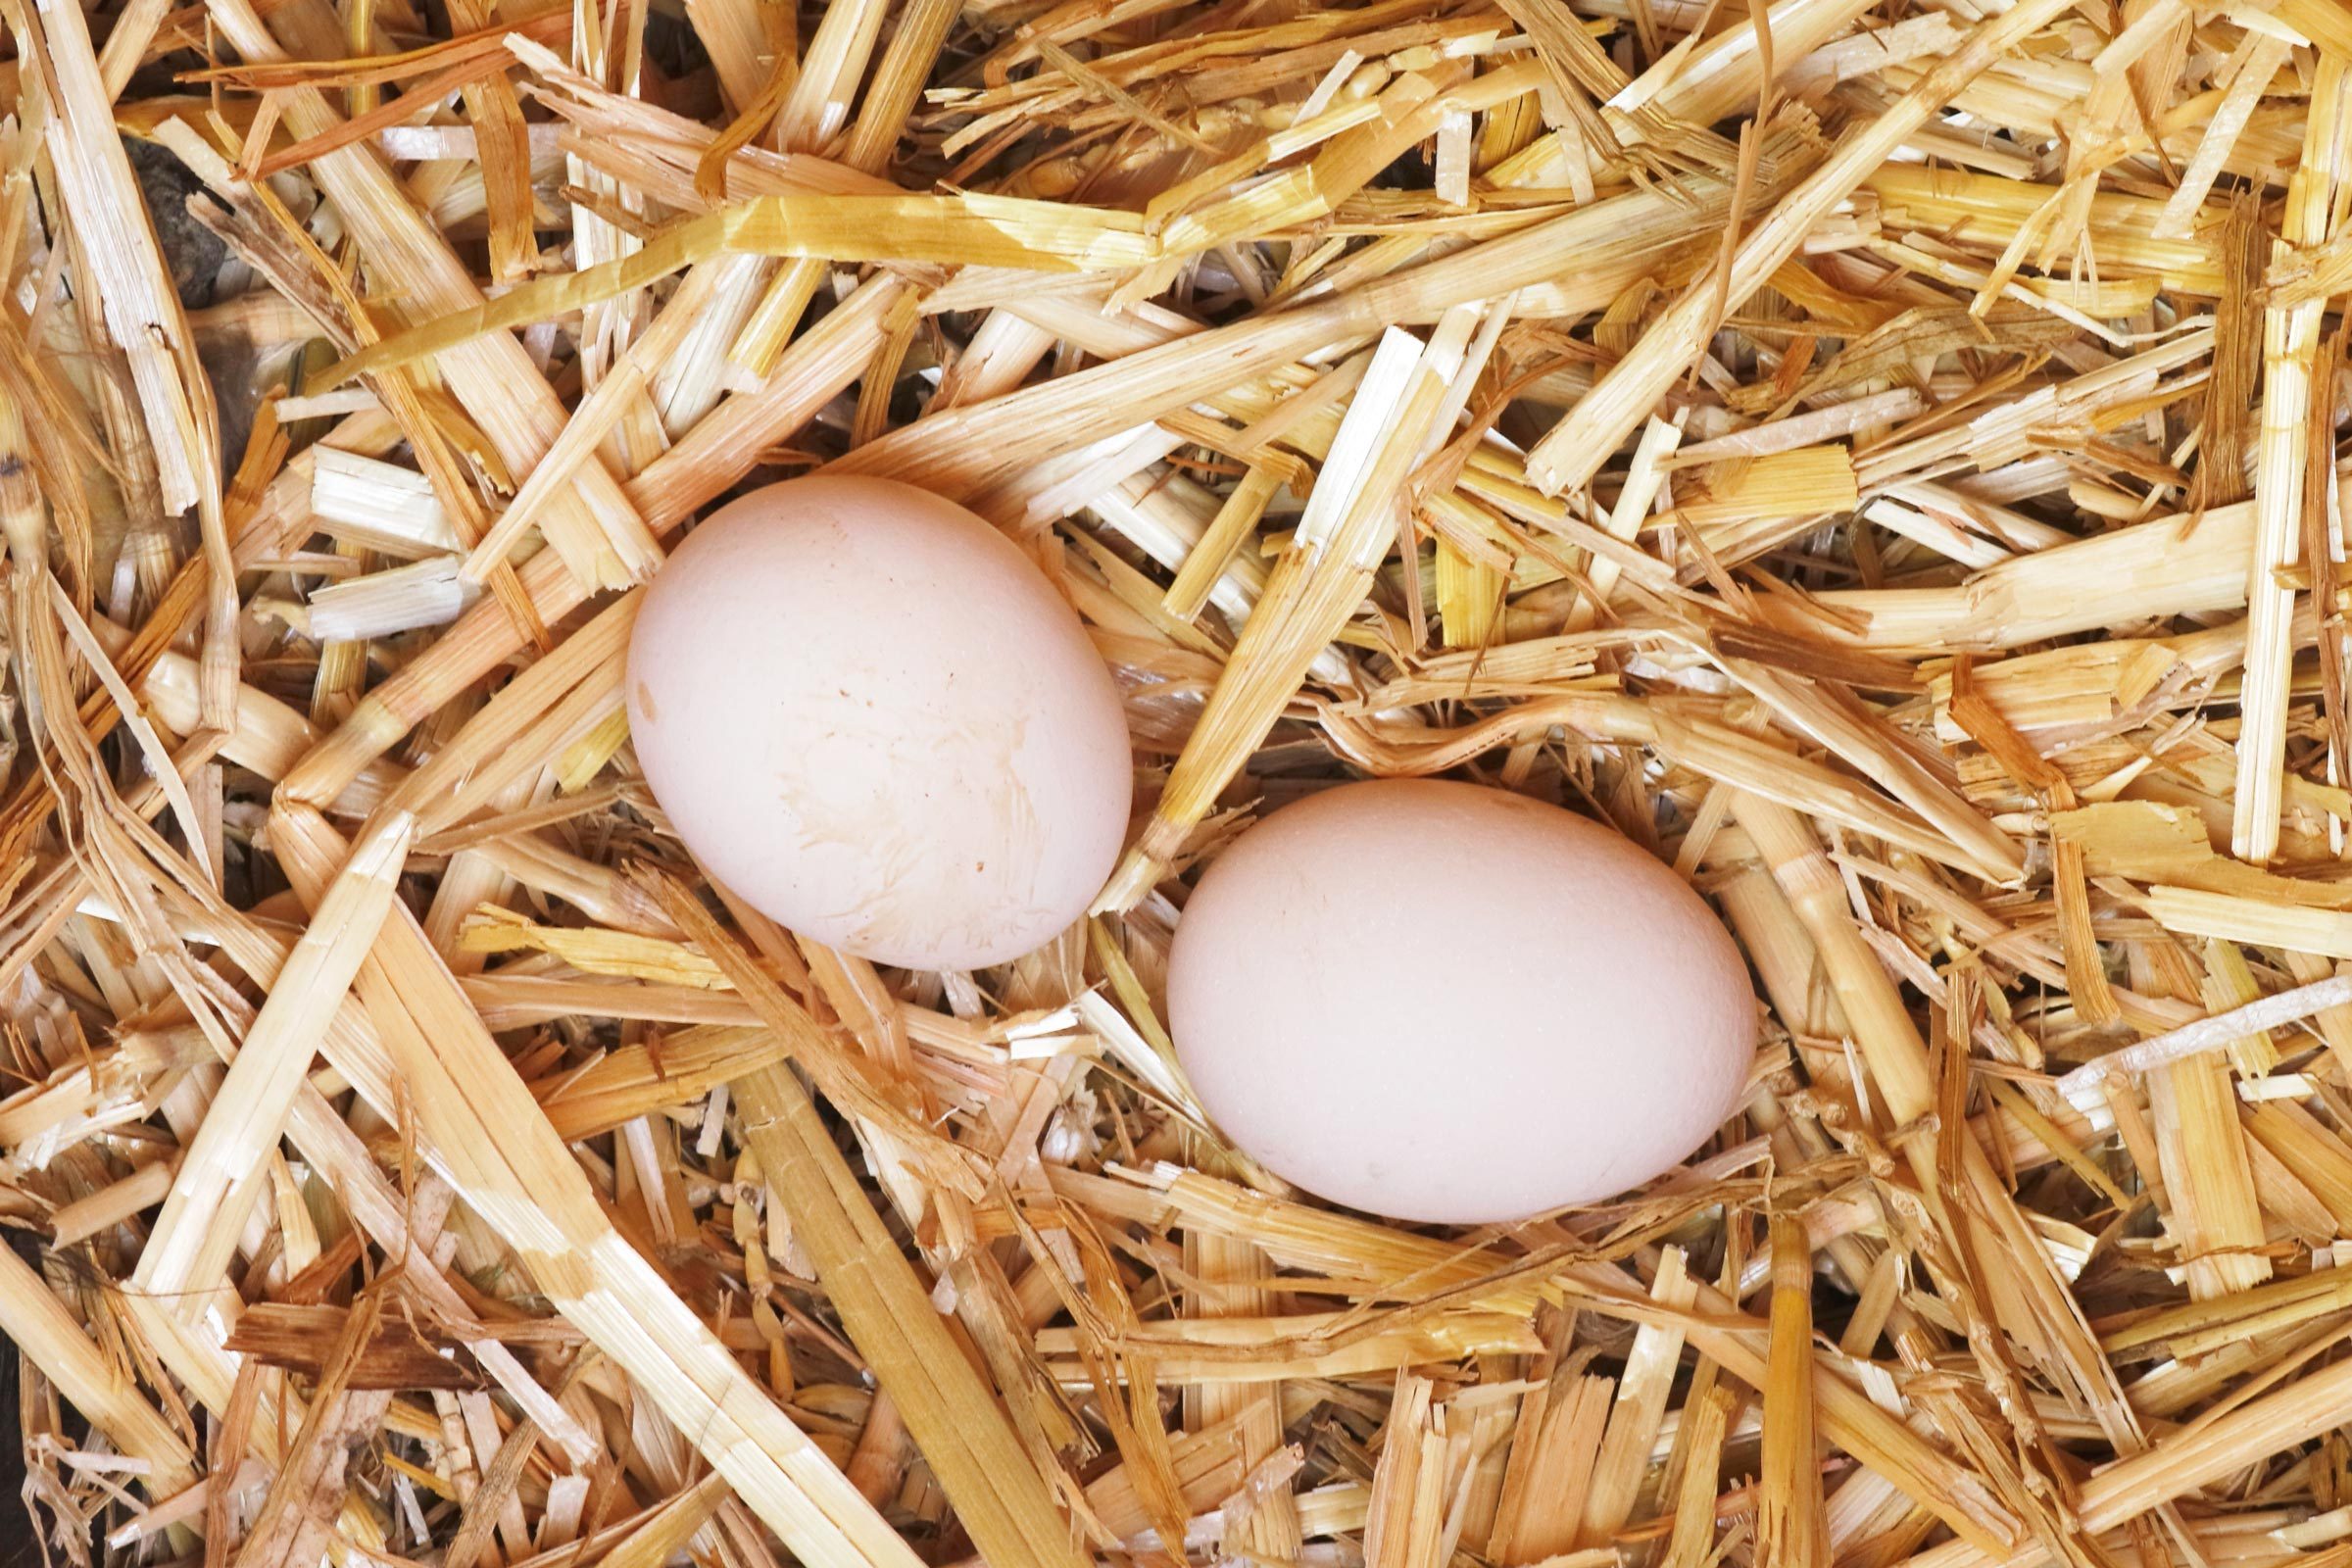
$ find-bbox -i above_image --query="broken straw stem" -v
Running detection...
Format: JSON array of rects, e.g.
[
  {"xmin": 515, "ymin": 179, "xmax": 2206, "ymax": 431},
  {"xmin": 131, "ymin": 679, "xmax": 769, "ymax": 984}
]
[{"xmin": 2057, "ymin": 969, "xmax": 2352, "ymax": 1107}]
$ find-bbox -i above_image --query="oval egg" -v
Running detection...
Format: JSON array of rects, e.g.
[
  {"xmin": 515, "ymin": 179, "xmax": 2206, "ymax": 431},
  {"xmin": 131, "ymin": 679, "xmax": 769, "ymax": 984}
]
[
  {"xmin": 1166, "ymin": 778, "xmax": 1755, "ymax": 1223},
  {"xmin": 626, "ymin": 475, "xmax": 1134, "ymax": 969}
]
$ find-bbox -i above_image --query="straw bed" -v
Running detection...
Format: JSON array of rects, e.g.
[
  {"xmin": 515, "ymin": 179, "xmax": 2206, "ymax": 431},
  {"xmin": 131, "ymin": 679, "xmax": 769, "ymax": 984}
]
[{"xmin": 13, "ymin": 0, "xmax": 2352, "ymax": 1564}]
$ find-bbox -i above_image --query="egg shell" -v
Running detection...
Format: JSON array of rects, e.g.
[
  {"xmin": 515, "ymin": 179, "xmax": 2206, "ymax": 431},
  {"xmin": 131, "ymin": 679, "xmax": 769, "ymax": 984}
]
[
  {"xmin": 626, "ymin": 475, "xmax": 1133, "ymax": 969},
  {"xmin": 1166, "ymin": 778, "xmax": 1755, "ymax": 1223}
]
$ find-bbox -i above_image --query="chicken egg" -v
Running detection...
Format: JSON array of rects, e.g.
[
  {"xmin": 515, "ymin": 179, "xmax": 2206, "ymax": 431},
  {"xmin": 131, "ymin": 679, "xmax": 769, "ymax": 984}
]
[
  {"xmin": 626, "ymin": 476, "xmax": 1133, "ymax": 969},
  {"xmin": 1166, "ymin": 778, "xmax": 1755, "ymax": 1223}
]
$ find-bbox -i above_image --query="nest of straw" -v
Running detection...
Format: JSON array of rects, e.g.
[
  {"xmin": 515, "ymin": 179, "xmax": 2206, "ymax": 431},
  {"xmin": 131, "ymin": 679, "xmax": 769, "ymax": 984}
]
[{"xmin": 6, "ymin": 0, "xmax": 2352, "ymax": 1562}]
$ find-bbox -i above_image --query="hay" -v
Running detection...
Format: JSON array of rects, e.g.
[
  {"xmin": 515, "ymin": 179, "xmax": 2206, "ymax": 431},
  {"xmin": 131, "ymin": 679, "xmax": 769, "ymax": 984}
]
[{"xmin": 6, "ymin": 0, "xmax": 2352, "ymax": 1564}]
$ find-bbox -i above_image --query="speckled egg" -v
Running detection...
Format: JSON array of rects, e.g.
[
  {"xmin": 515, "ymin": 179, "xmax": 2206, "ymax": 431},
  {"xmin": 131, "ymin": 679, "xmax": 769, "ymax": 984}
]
[{"xmin": 627, "ymin": 476, "xmax": 1133, "ymax": 969}]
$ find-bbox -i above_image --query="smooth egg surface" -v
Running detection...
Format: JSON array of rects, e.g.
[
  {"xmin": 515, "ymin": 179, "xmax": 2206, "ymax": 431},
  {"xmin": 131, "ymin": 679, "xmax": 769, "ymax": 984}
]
[
  {"xmin": 627, "ymin": 476, "xmax": 1133, "ymax": 969},
  {"xmin": 1166, "ymin": 778, "xmax": 1755, "ymax": 1223}
]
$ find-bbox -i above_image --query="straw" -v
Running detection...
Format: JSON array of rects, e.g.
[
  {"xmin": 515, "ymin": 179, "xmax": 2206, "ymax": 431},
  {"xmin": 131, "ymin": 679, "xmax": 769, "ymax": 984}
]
[{"xmin": 15, "ymin": 0, "xmax": 2352, "ymax": 1563}]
